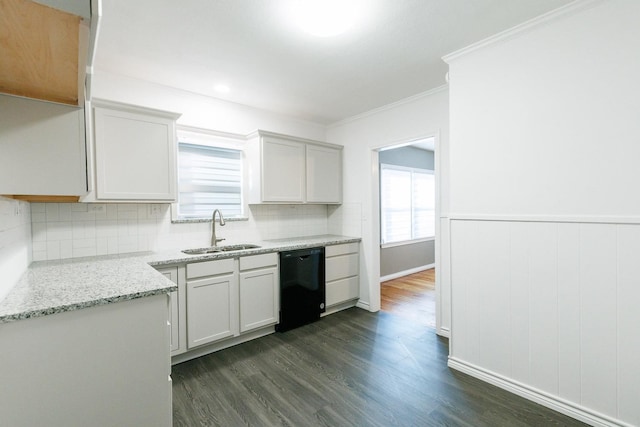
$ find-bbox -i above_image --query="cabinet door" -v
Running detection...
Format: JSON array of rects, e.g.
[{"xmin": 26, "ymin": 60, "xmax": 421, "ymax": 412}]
[
  {"xmin": 306, "ymin": 144, "xmax": 342, "ymax": 203},
  {"xmin": 93, "ymin": 105, "xmax": 177, "ymax": 201},
  {"xmin": 0, "ymin": 94, "xmax": 86, "ymax": 196},
  {"xmin": 239, "ymin": 267, "xmax": 278, "ymax": 333},
  {"xmin": 186, "ymin": 273, "xmax": 238, "ymax": 348},
  {"xmin": 157, "ymin": 268, "xmax": 179, "ymax": 353},
  {"xmin": 261, "ymin": 136, "xmax": 305, "ymax": 202}
]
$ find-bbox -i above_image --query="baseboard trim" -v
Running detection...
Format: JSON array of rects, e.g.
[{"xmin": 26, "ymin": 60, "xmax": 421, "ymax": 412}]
[
  {"xmin": 356, "ymin": 300, "xmax": 372, "ymax": 312},
  {"xmin": 322, "ymin": 299, "xmax": 358, "ymax": 316},
  {"xmin": 380, "ymin": 263, "xmax": 435, "ymax": 283},
  {"xmin": 172, "ymin": 326, "xmax": 276, "ymax": 365},
  {"xmin": 447, "ymin": 357, "xmax": 630, "ymax": 427}
]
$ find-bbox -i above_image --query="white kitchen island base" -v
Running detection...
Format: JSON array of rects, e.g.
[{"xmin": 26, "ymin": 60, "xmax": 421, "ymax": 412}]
[{"xmin": 0, "ymin": 294, "xmax": 172, "ymax": 427}]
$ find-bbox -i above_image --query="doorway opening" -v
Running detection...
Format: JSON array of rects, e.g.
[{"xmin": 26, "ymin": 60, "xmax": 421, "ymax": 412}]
[{"xmin": 374, "ymin": 136, "xmax": 438, "ymax": 330}]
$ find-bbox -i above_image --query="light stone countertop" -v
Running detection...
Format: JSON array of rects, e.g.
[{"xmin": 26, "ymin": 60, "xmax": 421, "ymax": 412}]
[{"xmin": 0, "ymin": 234, "xmax": 360, "ymax": 324}]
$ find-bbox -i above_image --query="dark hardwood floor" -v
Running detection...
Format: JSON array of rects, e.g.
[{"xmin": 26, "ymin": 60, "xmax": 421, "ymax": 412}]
[
  {"xmin": 381, "ymin": 269, "xmax": 436, "ymax": 328},
  {"xmin": 172, "ymin": 308, "xmax": 587, "ymax": 426}
]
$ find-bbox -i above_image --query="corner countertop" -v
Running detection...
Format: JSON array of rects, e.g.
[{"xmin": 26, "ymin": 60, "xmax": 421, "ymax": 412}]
[{"xmin": 0, "ymin": 235, "xmax": 360, "ymax": 324}]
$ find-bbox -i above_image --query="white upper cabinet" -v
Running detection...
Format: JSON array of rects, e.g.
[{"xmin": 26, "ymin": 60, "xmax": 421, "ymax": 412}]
[
  {"xmin": 306, "ymin": 144, "xmax": 342, "ymax": 203},
  {"xmin": 0, "ymin": 94, "xmax": 87, "ymax": 197},
  {"xmin": 87, "ymin": 99, "xmax": 180, "ymax": 202},
  {"xmin": 261, "ymin": 135, "xmax": 306, "ymax": 202},
  {"xmin": 247, "ymin": 130, "xmax": 342, "ymax": 204}
]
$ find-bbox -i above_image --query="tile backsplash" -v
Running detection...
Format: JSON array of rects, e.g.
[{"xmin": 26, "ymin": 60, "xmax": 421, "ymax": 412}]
[
  {"xmin": 0, "ymin": 197, "xmax": 32, "ymax": 300},
  {"xmin": 30, "ymin": 202, "xmax": 339, "ymax": 261}
]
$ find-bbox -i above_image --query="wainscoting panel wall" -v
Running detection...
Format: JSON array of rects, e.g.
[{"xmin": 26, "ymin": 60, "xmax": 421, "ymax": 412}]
[{"xmin": 449, "ymin": 219, "xmax": 640, "ymax": 426}]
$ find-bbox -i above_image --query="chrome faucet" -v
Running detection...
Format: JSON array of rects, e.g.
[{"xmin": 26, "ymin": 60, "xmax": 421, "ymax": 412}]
[{"xmin": 211, "ymin": 209, "xmax": 226, "ymax": 246}]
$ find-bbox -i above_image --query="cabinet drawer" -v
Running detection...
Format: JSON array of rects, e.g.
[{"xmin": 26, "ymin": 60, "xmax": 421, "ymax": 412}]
[
  {"xmin": 239, "ymin": 253, "xmax": 278, "ymax": 271},
  {"xmin": 326, "ymin": 253, "xmax": 358, "ymax": 282},
  {"xmin": 326, "ymin": 242, "xmax": 359, "ymax": 258},
  {"xmin": 187, "ymin": 258, "xmax": 235, "ymax": 279},
  {"xmin": 326, "ymin": 276, "xmax": 359, "ymax": 307}
]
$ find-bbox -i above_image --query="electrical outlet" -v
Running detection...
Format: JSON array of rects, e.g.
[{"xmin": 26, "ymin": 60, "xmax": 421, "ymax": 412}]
[
  {"xmin": 149, "ymin": 204, "xmax": 162, "ymax": 216},
  {"xmin": 88, "ymin": 204, "xmax": 106, "ymax": 213}
]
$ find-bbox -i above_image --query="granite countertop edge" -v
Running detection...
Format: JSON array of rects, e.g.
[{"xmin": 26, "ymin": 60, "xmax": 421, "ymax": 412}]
[
  {"xmin": 0, "ymin": 235, "xmax": 360, "ymax": 324},
  {"xmin": 3, "ymin": 290, "xmax": 171, "ymax": 324}
]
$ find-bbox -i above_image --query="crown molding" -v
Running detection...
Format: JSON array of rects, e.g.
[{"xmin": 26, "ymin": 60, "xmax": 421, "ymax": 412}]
[
  {"xmin": 442, "ymin": 0, "xmax": 607, "ymax": 64},
  {"xmin": 327, "ymin": 84, "xmax": 449, "ymax": 129}
]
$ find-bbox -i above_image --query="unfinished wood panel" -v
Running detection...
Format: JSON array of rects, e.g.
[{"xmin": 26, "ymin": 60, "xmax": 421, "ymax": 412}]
[
  {"xmin": 0, "ymin": 0, "xmax": 81, "ymax": 104},
  {"xmin": 4, "ymin": 195, "xmax": 80, "ymax": 202}
]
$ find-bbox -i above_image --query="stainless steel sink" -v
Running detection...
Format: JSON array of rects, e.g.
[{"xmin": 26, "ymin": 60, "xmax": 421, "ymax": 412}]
[
  {"xmin": 217, "ymin": 244, "xmax": 261, "ymax": 252},
  {"xmin": 182, "ymin": 244, "xmax": 260, "ymax": 255}
]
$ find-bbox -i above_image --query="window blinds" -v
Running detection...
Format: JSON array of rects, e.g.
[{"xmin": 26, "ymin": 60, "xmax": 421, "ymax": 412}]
[
  {"xmin": 380, "ymin": 164, "xmax": 434, "ymax": 244},
  {"xmin": 177, "ymin": 143, "xmax": 242, "ymax": 218}
]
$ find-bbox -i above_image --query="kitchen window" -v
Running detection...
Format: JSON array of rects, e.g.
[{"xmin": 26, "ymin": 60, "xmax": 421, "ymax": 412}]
[
  {"xmin": 380, "ymin": 164, "xmax": 435, "ymax": 245},
  {"xmin": 173, "ymin": 128, "xmax": 245, "ymax": 221}
]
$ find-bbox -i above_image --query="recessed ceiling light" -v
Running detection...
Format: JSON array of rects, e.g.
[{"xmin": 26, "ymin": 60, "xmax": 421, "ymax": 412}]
[
  {"xmin": 213, "ymin": 84, "xmax": 230, "ymax": 94},
  {"xmin": 285, "ymin": 0, "xmax": 362, "ymax": 37}
]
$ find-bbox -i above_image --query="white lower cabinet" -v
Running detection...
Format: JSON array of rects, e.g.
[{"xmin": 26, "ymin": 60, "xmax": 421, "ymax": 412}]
[
  {"xmin": 0, "ymin": 296, "xmax": 172, "ymax": 426},
  {"xmin": 239, "ymin": 253, "xmax": 279, "ymax": 333},
  {"xmin": 156, "ymin": 265, "xmax": 186, "ymax": 355},
  {"xmin": 186, "ymin": 258, "xmax": 238, "ymax": 349},
  {"xmin": 325, "ymin": 243, "xmax": 360, "ymax": 310},
  {"xmin": 169, "ymin": 244, "xmax": 357, "ymax": 360},
  {"xmin": 182, "ymin": 254, "xmax": 279, "ymax": 353}
]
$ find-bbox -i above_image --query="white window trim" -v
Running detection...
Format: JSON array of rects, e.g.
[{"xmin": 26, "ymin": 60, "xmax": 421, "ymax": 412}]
[
  {"xmin": 380, "ymin": 163, "xmax": 435, "ymax": 245},
  {"xmin": 171, "ymin": 126, "xmax": 249, "ymax": 223}
]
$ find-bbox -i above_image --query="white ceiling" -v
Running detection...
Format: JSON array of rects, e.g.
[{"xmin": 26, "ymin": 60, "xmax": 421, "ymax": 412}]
[{"xmin": 95, "ymin": 0, "xmax": 573, "ymax": 125}]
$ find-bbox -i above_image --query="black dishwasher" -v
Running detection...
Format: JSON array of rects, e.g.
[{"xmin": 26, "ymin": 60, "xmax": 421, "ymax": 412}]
[{"xmin": 276, "ymin": 247, "xmax": 325, "ymax": 332}]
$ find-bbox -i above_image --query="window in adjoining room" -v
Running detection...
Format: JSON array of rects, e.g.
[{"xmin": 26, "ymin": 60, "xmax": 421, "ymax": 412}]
[{"xmin": 380, "ymin": 164, "xmax": 435, "ymax": 244}]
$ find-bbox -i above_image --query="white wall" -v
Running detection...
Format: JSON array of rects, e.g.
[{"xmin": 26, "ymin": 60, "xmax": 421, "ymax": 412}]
[
  {"xmin": 326, "ymin": 87, "xmax": 450, "ymax": 334},
  {"xmin": 0, "ymin": 197, "xmax": 32, "ymax": 301},
  {"xmin": 446, "ymin": 1, "xmax": 640, "ymax": 425},
  {"xmin": 92, "ymin": 71, "xmax": 327, "ymax": 140},
  {"xmin": 32, "ymin": 70, "xmax": 332, "ymax": 259}
]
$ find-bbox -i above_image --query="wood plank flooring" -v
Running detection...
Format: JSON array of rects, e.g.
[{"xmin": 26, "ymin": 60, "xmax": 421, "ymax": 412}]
[
  {"xmin": 172, "ymin": 308, "xmax": 587, "ymax": 426},
  {"xmin": 381, "ymin": 269, "xmax": 436, "ymax": 328}
]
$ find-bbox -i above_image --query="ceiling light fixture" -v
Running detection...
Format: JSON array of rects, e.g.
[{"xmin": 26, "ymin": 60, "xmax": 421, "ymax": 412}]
[{"xmin": 285, "ymin": 0, "xmax": 362, "ymax": 37}]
